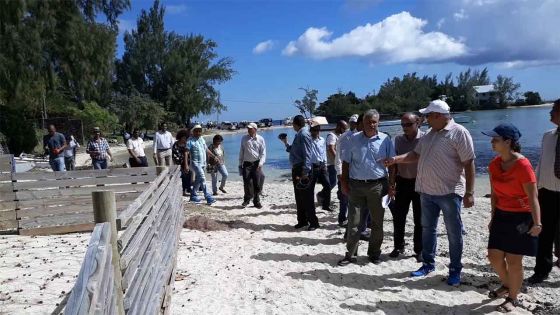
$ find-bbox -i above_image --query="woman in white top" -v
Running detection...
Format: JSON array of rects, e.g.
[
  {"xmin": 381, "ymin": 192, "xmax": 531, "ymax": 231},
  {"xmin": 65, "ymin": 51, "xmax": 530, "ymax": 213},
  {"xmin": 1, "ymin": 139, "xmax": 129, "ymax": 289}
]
[
  {"xmin": 207, "ymin": 134, "xmax": 228, "ymax": 195},
  {"xmin": 64, "ymin": 134, "xmax": 80, "ymax": 170}
]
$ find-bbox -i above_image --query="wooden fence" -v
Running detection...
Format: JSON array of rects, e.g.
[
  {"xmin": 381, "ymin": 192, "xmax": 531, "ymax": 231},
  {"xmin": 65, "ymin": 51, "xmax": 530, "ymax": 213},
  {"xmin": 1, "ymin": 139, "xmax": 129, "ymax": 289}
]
[
  {"xmin": 0, "ymin": 166, "xmax": 157, "ymax": 235},
  {"xmin": 61, "ymin": 166, "xmax": 184, "ymax": 314}
]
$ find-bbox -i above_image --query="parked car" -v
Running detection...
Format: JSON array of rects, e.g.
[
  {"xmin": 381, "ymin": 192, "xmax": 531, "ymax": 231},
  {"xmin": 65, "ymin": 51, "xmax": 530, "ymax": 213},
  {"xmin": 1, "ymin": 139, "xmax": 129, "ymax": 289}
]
[
  {"xmin": 259, "ymin": 118, "xmax": 273, "ymax": 127},
  {"xmin": 220, "ymin": 121, "xmax": 236, "ymax": 130}
]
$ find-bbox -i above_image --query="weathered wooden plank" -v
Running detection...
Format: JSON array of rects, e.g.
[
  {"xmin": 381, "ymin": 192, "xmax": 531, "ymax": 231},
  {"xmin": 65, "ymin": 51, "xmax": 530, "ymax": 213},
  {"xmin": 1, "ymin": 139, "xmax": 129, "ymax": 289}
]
[
  {"xmin": 0, "ymin": 219, "xmax": 18, "ymax": 232},
  {"xmin": 16, "ymin": 200, "xmax": 131, "ymax": 220},
  {"xmin": 117, "ymin": 168, "xmax": 168, "ymax": 228},
  {"xmin": 130, "ymin": 244, "xmax": 162, "ymax": 315},
  {"xmin": 0, "ymin": 155, "xmax": 13, "ymax": 171},
  {"xmin": 0, "ymin": 172, "xmax": 12, "ymax": 181},
  {"xmin": 16, "ymin": 191, "xmax": 140, "ymax": 209},
  {"xmin": 12, "ymin": 167, "xmax": 156, "ymax": 181},
  {"xmin": 13, "ymin": 174, "xmax": 155, "ymax": 190},
  {"xmin": 14, "ymin": 183, "xmax": 149, "ymax": 201},
  {"xmin": 0, "ymin": 190, "xmax": 16, "ymax": 202},
  {"xmin": 63, "ymin": 223, "xmax": 111, "ymax": 315},
  {"xmin": 0, "ymin": 200, "xmax": 16, "ymax": 211},
  {"xmin": 18, "ymin": 223, "xmax": 95, "ymax": 236},
  {"xmin": 123, "ymin": 245, "xmax": 157, "ymax": 310},
  {"xmin": 89, "ymin": 241, "xmax": 113, "ymax": 314},
  {"xmin": 0, "ymin": 183, "xmax": 13, "ymax": 192},
  {"xmin": 0, "ymin": 209, "xmax": 15, "ymax": 221}
]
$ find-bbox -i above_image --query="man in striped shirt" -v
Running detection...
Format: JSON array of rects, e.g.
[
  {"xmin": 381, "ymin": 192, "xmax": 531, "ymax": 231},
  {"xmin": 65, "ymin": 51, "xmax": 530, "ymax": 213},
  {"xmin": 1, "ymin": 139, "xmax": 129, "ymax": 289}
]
[{"xmin": 385, "ymin": 100, "xmax": 475, "ymax": 286}]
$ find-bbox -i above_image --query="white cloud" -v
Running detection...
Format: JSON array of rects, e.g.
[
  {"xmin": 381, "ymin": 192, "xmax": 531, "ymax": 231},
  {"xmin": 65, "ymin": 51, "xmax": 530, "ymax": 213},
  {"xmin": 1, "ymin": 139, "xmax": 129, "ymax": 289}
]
[
  {"xmin": 453, "ymin": 9, "xmax": 468, "ymax": 21},
  {"xmin": 118, "ymin": 19, "xmax": 135, "ymax": 35},
  {"xmin": 282, "ymin": 12, "xmax": 467, "ymax": 64},
  {"xmin": 436, "ymin": 18, "xmax": 446, "ymax": 29},
  {"xmin": 253, "ymin": 40, "xmax": 275, "ymax": 54},
  {"xmin": 166, "ymin": 4, "xmax": 187, "ymax": 15}
]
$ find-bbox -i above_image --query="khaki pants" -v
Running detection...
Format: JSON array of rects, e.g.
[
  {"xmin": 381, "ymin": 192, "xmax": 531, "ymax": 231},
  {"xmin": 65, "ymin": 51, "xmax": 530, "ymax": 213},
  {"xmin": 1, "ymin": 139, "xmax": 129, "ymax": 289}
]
[
  {"xmin": 156, "ymin": 149, "xmax": 171, "ymax": 166},
  {"xmin": 346, "ymin": 178, "xmax": 387, "ymax": 259}
]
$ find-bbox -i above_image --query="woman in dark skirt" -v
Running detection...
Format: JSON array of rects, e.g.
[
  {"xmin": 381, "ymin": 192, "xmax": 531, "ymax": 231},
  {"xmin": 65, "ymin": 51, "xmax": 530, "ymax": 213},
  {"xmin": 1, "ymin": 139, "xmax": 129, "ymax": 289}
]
[{"xmin": 483, "ymin": 123, "xmax": 542, "ymax": 313}]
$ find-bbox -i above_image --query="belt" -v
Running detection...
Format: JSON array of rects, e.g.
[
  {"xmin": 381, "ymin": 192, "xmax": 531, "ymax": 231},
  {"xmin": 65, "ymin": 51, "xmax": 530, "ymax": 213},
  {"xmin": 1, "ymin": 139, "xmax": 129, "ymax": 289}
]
[
  {"xmin": 312, "ymin": 162, "xmax": 325, "ymax": 167},
  {"xmin": 350, "ymin": 177, "xmax": 387, "ymax": 184},
  {"xmin": 157, "ymin": 148, "xmax": 170, "ymax": 151},
  {"xmin": 243, "ymin": 160, "xmax": 259, "ymax": 166}
]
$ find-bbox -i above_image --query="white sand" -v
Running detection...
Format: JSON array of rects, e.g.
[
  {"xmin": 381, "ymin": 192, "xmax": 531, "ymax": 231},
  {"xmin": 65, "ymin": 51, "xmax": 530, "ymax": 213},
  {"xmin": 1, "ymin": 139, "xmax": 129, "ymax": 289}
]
[{"xmin": 1, "ymin": 179, "xmax": 559, "ymax": 314}]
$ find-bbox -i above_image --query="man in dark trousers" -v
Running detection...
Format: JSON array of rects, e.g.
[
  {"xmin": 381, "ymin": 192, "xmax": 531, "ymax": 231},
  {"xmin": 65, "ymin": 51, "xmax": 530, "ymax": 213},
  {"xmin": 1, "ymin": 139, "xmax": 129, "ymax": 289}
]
[
  {"xmin": 238, "ymin": 123, "xmax": 266, "ymax": 208},
  {"xmin": 280, "ymin": 115, "xmax": 319, "ymax": 231},
  {"xmin": 528, "ymin": 99, "xmax": 560, "ymax": 284}
]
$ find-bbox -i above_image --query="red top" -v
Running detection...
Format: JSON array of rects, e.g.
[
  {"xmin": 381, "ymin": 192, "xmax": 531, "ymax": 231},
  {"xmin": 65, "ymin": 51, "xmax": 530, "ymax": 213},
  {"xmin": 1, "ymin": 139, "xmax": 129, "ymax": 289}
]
[{"xmin": 489, "ymin": 156, "xmax": 536, "ymax": 213}]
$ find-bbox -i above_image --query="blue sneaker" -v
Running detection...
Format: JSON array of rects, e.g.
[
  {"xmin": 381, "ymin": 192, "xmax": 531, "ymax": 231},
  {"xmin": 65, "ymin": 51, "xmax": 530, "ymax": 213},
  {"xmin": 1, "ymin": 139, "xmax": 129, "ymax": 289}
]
[
  {"xmin": 189, "ymin": 196, "xmax": 202, "ymax": 203},
  {"xmin": 410, "ymin": 264, "xmax": 435, "ymax": 277},
  {"xmin": 206, "ymin": 197, "xmax": 216, "ymax": 205},
  {"xmin": 447, "ymin": 270, "xmax": 461, "ymax": 286}
]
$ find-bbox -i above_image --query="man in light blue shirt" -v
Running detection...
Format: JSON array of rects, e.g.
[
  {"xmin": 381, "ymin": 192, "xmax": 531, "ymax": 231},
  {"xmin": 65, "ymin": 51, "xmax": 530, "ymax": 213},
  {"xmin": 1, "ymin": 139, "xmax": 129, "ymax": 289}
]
[
  {"xmin": 310, "ymin": 125, "xmax": 332, "ymax": 211},
  {"xmin": 187, "ymin": 125, "xmax": 217, "ymax": 205},
  {"xmin": 338, "ymin": 109, "xmax": 396, "ymax": 266}
]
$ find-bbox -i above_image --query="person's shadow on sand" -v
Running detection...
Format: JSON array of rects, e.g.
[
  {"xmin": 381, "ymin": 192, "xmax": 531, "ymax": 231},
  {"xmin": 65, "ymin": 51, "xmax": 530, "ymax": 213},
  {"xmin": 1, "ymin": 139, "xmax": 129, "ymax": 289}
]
[{"xmin": 339, "ymin": 300, "xmax": 497, "ymax": 315}]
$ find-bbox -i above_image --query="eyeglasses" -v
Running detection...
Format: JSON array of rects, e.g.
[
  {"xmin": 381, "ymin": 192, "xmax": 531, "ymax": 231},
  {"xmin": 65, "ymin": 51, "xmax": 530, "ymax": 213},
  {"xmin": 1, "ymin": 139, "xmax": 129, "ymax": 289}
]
[{"xmin": 401, "ymin": 123, "xmax": 414, "ymax": 127}]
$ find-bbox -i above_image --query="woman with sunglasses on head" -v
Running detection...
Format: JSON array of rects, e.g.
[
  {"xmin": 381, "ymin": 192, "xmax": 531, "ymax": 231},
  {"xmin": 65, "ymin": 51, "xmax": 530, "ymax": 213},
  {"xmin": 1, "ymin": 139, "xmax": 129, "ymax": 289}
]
[{"xmin": 483, "ymin": 123, "xmax": 542, "ymax": 313}]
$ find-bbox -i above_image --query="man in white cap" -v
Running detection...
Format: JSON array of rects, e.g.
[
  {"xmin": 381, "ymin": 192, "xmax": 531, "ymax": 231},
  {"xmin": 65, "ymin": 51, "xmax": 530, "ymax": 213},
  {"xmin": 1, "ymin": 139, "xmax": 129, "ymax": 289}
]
[
  {"xmin": 187, "ymin": 124, "xmax": 217, "ymax": 205},
  {"xmin": 384, "ymin": 99, "xmax": 475, "ymax": 286},
  {"xmin": 238, "ymin": 122, "xmax": 266, "ymax": 208},
  {"xmin": 309, "ymin": 117, "xmax": 332, "ymax": 211},
  {"xmin": 335, "ymin": 114, "xmax": 359, "ymax": 226}
]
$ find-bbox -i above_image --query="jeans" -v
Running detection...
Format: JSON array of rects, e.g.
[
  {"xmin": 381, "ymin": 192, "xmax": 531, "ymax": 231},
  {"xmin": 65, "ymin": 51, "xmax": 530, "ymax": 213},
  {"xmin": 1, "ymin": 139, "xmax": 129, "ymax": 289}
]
[
  {"xmin": 181, "ymin": 168, "xmax": 192, "ymax": 193},
  {"xmin": 50, "ymin": 156, "xmax": 66, "ymax": 172},
  {"xmin": 327, "ymin": 165, "xmax": 337, "ymax": 189},
  {"xmin": 191, "ymin": 163, "xmax": 211, "ymax": 199},
  {"xmin": 64, "ymin": 156, "xmax": 75, "ymax": 171},
  {"xmin": 211, "ymin": 164, "xmax": 228, "ymax": 194},
  {"xmin": 420, "ymin": 193, "xmax": 463, "ymax": 272},
  {"xmin": 92, "ymin": 159, "xmax": 108, "ymax": 170}
]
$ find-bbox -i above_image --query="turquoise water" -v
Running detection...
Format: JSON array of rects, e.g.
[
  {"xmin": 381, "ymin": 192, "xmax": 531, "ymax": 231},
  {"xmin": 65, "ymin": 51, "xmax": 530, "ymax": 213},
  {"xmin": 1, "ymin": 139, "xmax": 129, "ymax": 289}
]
[{"xmin": 217, "ymin": 106, "xmax": 555, "ymax": 181}]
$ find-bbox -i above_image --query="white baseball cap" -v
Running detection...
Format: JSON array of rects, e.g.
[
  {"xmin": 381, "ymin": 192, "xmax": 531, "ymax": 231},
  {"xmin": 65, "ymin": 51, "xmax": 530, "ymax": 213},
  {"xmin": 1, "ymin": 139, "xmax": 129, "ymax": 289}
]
[
  {"xmin": 191, "ymin": 124, "xmax": 203, "ymax": 130},
  {"xmin": 419, "ymin": 100, "xmax": 450, "ymax": 114},
  {"xmin": 349, "ymin": 114, "xmax": 359, "ymax": 123},
  {"xmin": 247, "ymin": 122, "xmax": 258, "ymax": 129}
]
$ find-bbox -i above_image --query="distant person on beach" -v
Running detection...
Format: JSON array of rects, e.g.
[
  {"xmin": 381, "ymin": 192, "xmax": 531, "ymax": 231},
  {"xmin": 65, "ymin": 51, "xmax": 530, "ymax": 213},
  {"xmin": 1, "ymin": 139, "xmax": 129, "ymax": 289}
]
[
  {"xmin": 327, "ymin": 120, "xmax": 348, "ymax": 188},
  {"xmin": 154, "ymin": 122, "xmax": 174, "ymax": 166},
  {"xmin": 172, "ymin": 129, "xmax": 192, "ymax": 196},
  {"xmin": 127, "ymin": 128, "xmax": 148, "ymax": 167},
  {"xmin": 483, "ymin": 123, "xmax": 541, "ymax": 313},
  {"xmin": 335, "ymin": 115, "xmax": 357, "ymax": 227},
  {"xmin": 63, "ymin": 132, "xmax": 80, "ymax": 171},
  {"xmin": 384, "ymin": 100, "xmax": 475, "ymax": 286},
  {"xmin": 43, "ymin": 125, "xmax": 67, "ymax": 172},
  {"xmin": 187, "ymin": 125, "xmax": 216, "ymax": 205},
  {"xmin": 527, "ymin": 99, "xmax": 560, "ymax": 285},
  {"xmin": 86, "ymin": 127, "xmax": 113, "ymax": 170},
  {"xmin": 280, "ymin": 115, "xmax": 319, "ymax": 230},
  {"xmin": 390, "ymin": 113, "xmax": 425, "ymax": 261},
  {"xmin": 338, "ymin": 109, "xmax": 396, "ymax": 266},
  {"xmin": 239, "ymin": 122, "xmax": 266, "ymax": 209},
  {"xmin": 208, "ymin": 134, "xmax": 228, "ymax": 195},
  {"xmin": 309, "ymin": 121, "xmax": 332, "ymax": 211}
]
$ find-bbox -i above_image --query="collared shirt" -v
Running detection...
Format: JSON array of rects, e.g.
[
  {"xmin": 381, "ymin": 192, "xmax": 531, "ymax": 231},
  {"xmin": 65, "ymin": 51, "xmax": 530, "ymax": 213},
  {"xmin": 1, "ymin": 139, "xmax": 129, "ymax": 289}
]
[
  {"xmin": 311, "ymin": 136, "xmax": 327, "ymax": 164},
  {"xmin": 536, "ymin": 127, "xmax": 560, "ymax": 192},
  {"xmin": 87, "ymin": 137, "xmax": 110, "ymax": 161},
  {"xmin": 286, "ymin": 127, "xmax": 313, "ymax": 174},
  {"xmin": 43, "ymin": 132, "xmax": 66, "ymax": 160},
  {"xmin": 394, "ymin": 130, "xmax": 425, "ymax": 179},
  {"xmin": 64, "ymin": 136, "xmax": 79, "ymax": 158},
  {"xmin": 127, "ymin": 137, "xmax": 146, "ymax": 157},
  {"xmin": 172, "ymin": 141, "xmax": 188, "ymax": 166},
  {"xmin": 153, "ymin": 130, "xmax": 174, "ymax": 154},
  {"xmin": 187, "ymin": 136, "xmax": 208, "ymax": 167},
  {"xmin": 335, "ymin": 129, "xmax": 356, "ymax": 175},
  {"xmin": 414, "ymin": 119, "xmax": 475, "ymax": 196},
  {"xmin": 342, "ymin": 131, "xmax": 395, "ymax": 180},
  {"xmin": 326, "ymin": 132, "xmax": 338, "ymax": 166},
  {"xmin": 238, "ymin": 134, "xmax": 266, "ymax": 167}
]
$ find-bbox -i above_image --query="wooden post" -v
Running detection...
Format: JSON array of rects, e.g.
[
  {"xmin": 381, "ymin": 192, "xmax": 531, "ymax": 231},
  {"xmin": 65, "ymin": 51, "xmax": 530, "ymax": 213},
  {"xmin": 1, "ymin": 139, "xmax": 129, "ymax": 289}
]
[{"xmin": 92, "ymin": 191, "xmax": 125, "ymax": 315}]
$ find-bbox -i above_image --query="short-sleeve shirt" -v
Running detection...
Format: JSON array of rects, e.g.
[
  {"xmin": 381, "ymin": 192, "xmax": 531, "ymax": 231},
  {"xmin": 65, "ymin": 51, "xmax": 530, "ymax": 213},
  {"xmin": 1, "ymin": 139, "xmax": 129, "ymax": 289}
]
[
  {"xmin": 127, "ymin": 138, "xmax": 145, "ymax": 157},
  {"xmin": 186, "ymin": 136, "xmax": 208, "ymax": 167},
  {"xmin": 87, "ymin": 138, "xmax": 110, "ymax": 161},
  {"xmin": 326, "ymin": 132, "xmax": 338, "ymax": 166},
  {"xmin": 342, "ymin": 131, "xmax": 395, "ymax": 180},
  {"xmin": 394, "ymin": 131, "xmax": 425, "ymax": 179},
  {"xmin": 172, "ymin": 141, "xmax": 187, "ymax": 166},
  {"xmin": 310, "ymin": 136, "xmax": 327, "ymax": 164},
  {"xmin": 43, "ymin": 132, "xmax": 66, "ymax": 160},
  {"xmin": 414, "ymin": 120, "xmax": 475, "ymax": 196},
  {"xmin": 489, "ymin": 156, "xmax": 536, "ymax": 213}
]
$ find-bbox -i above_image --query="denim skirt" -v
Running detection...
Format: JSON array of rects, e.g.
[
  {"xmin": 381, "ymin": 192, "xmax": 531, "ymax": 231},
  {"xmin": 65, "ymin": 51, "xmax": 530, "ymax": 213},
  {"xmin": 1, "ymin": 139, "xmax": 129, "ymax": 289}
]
[{"xmin": 488, "ymin": 209, "xmax": 538, "ymax": 256}]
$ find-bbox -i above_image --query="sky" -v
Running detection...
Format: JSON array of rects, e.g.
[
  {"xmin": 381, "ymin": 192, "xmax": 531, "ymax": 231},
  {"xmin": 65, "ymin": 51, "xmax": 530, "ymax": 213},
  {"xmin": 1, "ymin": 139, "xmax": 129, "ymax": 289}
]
[{"xmin": 115, "ymin": 0, "xmax": 560, "ymax": 122}]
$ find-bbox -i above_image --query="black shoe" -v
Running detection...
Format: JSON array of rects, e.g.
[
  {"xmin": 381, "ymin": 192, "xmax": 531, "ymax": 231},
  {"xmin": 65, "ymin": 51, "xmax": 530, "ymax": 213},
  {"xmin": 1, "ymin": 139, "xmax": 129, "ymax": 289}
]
[
  {"xmin": 308, "ymin": 224, "xmax": 320, "ymax": 231},
  {"xmin": 369, "ymin": 256, "xmax": 381, "ymax": 264},
  {"xmin": 527, "ymin": 273, "xmax": 548, "ymax": 285},
  {"xmin": 389, "ymin": 248, "xmax": 403, "ymax": 258},
  {"xmin": 337, "ymin": 254, "xmax": 357, "ymax": 266},
  {"xmin": 359, "ymin": 233, "xmax": 370, "ymax": 241},
  {"xmin": 254, "ymin": 203, "xmax": 263, "ymax": 209},
  {"xmin": 415, "ymin": 253, "xmax": 424, "ymax": 263},
  {"xmin": 213, "ymin": 192, "xmax": 218, "ymax": 196},
  {"xmin": 219, "ymin": 187, "xmax": 227, "ymax": 194},
  {"xmin": 294, "ymin": 223, "xmax": 308, "ymax": 229},
  {"xmin": 241, "ymin": 201, "xmax": 250, "ymax": 208}
]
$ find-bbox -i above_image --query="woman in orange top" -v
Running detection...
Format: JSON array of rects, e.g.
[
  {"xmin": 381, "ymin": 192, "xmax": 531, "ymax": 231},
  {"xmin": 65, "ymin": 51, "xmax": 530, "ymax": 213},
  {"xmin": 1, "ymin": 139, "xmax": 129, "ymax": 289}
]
[{"xmin": 483, "ymin": 123, "xmax": 542, "ymax": 313}]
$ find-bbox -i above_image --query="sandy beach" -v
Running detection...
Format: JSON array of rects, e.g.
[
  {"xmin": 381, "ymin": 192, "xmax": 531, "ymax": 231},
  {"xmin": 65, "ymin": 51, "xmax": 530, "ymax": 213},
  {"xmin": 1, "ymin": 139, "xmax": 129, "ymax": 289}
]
[{"xmin": 1, "ymin": 177, "xmax": 559, "ymax": 314}]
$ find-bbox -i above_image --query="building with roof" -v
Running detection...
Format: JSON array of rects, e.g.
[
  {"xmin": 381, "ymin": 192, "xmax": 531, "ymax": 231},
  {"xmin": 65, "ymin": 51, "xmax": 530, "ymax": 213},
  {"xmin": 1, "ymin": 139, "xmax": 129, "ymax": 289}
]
[{"xmin": 473, "ymin": 85, "xmax": 498, "ymax": 107}]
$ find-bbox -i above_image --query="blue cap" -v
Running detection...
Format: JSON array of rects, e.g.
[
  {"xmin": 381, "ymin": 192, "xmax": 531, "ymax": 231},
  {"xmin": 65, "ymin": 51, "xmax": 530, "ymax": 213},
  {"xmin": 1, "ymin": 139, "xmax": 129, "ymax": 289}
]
[{"xmin": 482, "ymin": 123, "xmax": 522, "ymax": 141}]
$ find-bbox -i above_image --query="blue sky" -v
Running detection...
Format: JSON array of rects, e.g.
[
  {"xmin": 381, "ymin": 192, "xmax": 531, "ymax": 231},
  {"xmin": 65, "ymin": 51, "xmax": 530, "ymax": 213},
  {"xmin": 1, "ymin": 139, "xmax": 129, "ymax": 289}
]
[{"xmin": 116, "ymin": 0, "xmax": 560, "ymax": 121}]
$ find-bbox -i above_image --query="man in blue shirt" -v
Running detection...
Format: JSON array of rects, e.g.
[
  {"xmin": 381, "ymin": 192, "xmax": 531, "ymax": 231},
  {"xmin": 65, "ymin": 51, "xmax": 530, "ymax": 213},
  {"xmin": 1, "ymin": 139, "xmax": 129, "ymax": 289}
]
[
  {"xmin": 43, "ymin": 125, "xmax": 67, "ymax": 172},
  {"xmin": 310, "ymin": 124, "xmax": 332, "ymax": 211},
  {"xmin": 187, "ymin": 125, "xmax": 217, "ymax": 205},
  {"xmin": 280, "ymin": 115, "xmax": 319, "ymax": 230},
  {"xmin": 338, "ymin": 109, "xmax": 396, "ymax": 266}
]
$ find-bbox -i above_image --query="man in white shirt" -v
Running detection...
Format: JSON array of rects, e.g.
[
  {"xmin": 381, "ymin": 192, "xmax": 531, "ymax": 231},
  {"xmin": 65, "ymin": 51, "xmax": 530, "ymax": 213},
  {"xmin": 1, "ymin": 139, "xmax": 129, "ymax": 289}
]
[
  {"xmin": 528, "ymin": 99, "xmax": 560, "ymax": 284},
  {"xmin": 153, "ymin": 122, "xmax": 174, "ymax": 166},
  {"xmin": 335, "ymin": 115, "xmax": 358, "ymax": 226},
  {"xmin": 238, "ymin": 123, "xmax": 266, "ymax": 208},
  {"xmin": 310, "ymin": 124, "xmax": 332, "ymax": 211},
  {"xmin": 127, "ymin": 128, "xmax": 148, "ymax": 167}
]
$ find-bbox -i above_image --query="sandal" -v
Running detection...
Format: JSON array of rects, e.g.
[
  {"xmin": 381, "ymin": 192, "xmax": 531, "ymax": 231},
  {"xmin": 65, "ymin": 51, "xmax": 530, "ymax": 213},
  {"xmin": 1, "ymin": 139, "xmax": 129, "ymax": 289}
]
[
  {"xmin": 496, "ymin": 297, "xmax": 520, "ymax": 313},
  {"xmin": 488, "ymin": 285, "xmax": 509, "ymax": 298}
]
